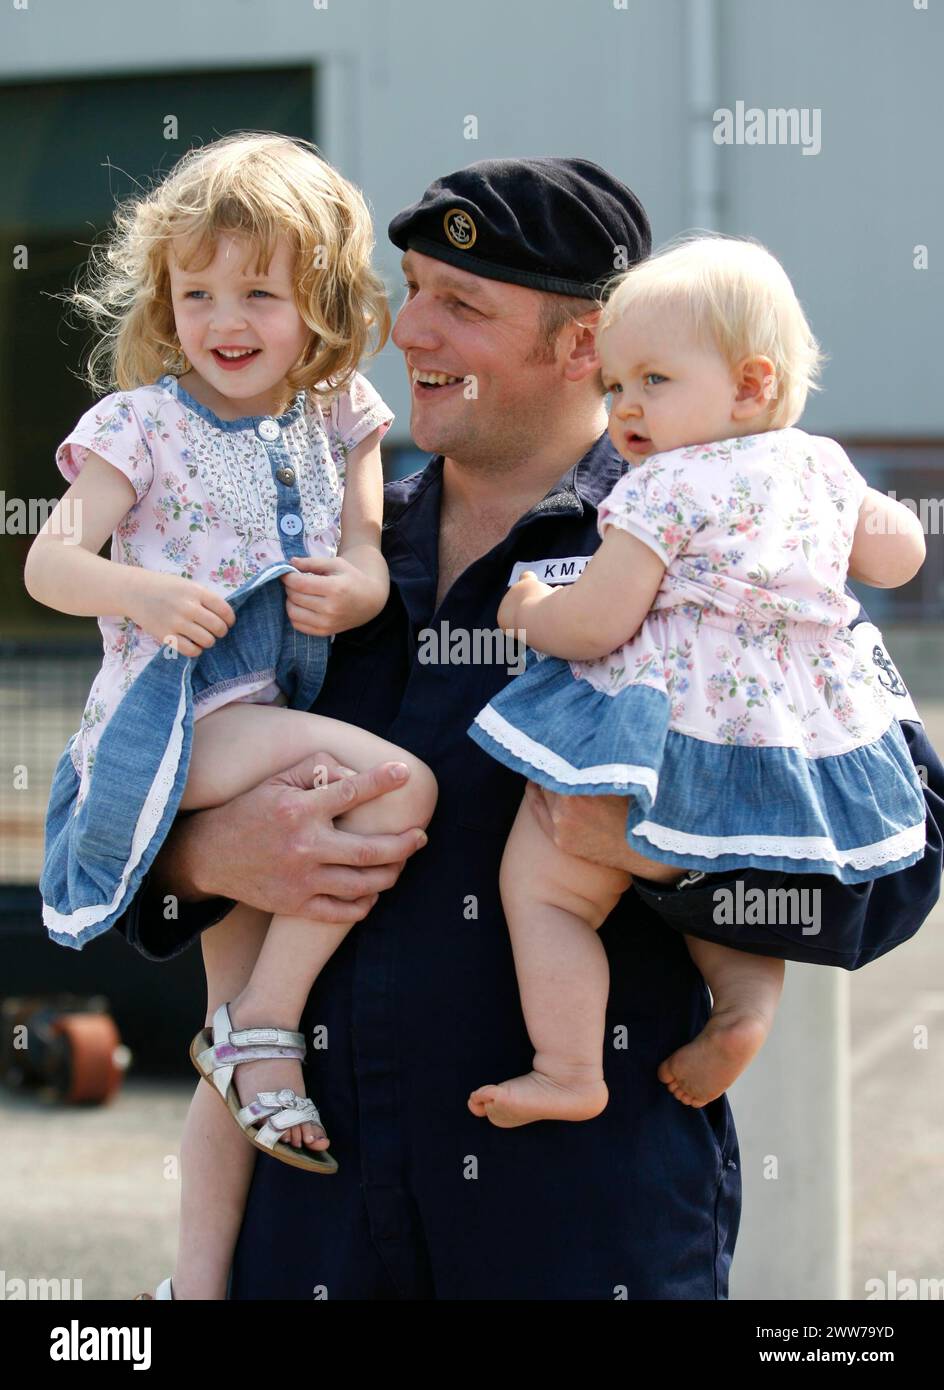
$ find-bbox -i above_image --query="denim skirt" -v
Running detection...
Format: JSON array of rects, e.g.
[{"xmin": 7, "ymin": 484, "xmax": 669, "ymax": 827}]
[
  {"xmin": 41, "ymin": 562, "xmax": 329, "ymax": 950},
  {"xmin": 467, "ymin": 646, "xmax": 927, "ymax": 885}
]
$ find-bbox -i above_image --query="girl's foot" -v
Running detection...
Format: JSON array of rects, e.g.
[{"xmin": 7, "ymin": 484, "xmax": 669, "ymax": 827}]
[
  {"xmin": 656, "ymin": 1004, "xmax": 771, "ymax": 1107},
  {"xmin": 468, "ymin": 1069, "xmax": 608, "ymax": 1128},
  {"xmin": 225, "ymin": 998, "xmax": 329, "ymax": 1153}
]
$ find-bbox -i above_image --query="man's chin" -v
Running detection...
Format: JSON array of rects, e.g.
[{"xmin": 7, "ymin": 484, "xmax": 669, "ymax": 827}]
[{"xmin": 409, "ymin": 414, "xmax": 455, "ymax": 459}]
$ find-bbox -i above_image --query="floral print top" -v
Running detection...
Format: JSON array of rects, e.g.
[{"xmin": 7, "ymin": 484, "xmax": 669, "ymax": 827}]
[
  {"xmin": 568, "ymin": 428, "xmax": 894, "ymax": 754},
  {"xmin": 56, "ymin": 371, "xmax": 394, "ymax": 804}
]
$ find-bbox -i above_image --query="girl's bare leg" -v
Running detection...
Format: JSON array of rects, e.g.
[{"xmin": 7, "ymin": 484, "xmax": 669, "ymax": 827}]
[
  {"xmin": 173, "ymin": 902, "xmax": 270, "ymax": 1301},
  {"xmin": 656, "ymin": 935, "xmax": 785, "ymax": 1107},
  {"xmin": 466, "ymin": 788, "xmax": 785, "ymax": 1123},
  {"xmin": 468, "ymin": 791, "xmax": 635, "ymax": 1127},
  {"xmin": 180, "ymin": 703, "xmax": 437, "ymax": 1152}
]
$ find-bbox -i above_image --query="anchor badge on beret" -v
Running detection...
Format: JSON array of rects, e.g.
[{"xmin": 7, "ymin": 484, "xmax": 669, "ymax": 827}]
[
  {"xmin": 872, "ymin": 644, "xmax": 907, "ymax": 697},
  {"xmin": 444, "ymin": 208, "xmax": 477, "ymax": 250}
]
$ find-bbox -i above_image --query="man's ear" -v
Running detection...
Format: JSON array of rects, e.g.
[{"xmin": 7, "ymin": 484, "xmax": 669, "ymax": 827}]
[
  {"xmin": 562, "ymin": 310, "xmax": 603, "ymax": 383},
  {"xmin": 731, "ymin": 354, "xmax": 778, "ymax": 421}
]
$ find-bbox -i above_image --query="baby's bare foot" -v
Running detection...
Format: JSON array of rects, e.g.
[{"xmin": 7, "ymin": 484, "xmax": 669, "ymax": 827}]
[
  {"xmin": 657, "ymin": 1005, "xmax": 771, "ymax": 1107},
  {"xmin": 224, "ymin": 1004, "xmax": 328, "ymax": 1152},
  {"xmin": 468, "ymin": 1070, "xmax": 608, "ymax": 1128}
]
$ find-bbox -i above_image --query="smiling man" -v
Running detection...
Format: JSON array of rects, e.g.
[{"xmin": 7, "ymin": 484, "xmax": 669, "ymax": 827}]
[{"xmin": 114, "ymin": 157, "xmax": 943, "ymax": 1299}]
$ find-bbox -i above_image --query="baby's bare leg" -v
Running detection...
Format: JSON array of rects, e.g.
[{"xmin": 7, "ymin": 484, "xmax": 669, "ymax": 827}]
[
  {"xmin": 174, "ymin": 902, "xmax": 270, "ymax": 1301},
  {"xmin": 657, "ymin": 934, "xmax": 785, "ymax": 1107},
  {"xmin": 179, "ymin": 703, "xmax": 437, "ymax": 1147},
  {"xmin": 468, "ymin": 791, "xmax": 633, "ymax": 1128}
]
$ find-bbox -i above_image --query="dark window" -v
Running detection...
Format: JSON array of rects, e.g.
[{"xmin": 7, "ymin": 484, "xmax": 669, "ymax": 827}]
[
  {"xmin": 1, "ymin": 68, "xmax": 315, "ymax": 638},
  {"xmin": 0, "ymin": 70, "xmax": 314, "ymax": 884}
]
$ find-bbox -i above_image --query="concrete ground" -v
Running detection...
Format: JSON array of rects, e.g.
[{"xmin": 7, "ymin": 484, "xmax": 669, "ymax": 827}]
[
  {"xmin": 2, "ymin": 709, "xmax": 942, "ymax": 1301},
  {"xmin": 3, "ymin": 898, "xmax": 941, "ymax": 1301}
]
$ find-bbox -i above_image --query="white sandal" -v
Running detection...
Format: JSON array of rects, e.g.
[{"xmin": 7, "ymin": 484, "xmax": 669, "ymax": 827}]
[
  {"xmin": 133, "ymin": 1277, "xmax": 173, "ymax": 1300},
  {"xmin": 190, "ymin": 1002, "xmax": 338, "ymax": 1174}
]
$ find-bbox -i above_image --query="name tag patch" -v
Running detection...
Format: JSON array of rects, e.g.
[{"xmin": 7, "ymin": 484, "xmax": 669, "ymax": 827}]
[{"xmin": 508, "ymin": 555, "xmax": 591, "ymax": 587}]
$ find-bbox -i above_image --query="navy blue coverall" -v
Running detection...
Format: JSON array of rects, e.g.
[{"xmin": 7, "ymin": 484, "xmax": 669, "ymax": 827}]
[{"xmin": 114, "ymin": 430, "xmax": 944, "ymax": 1299}]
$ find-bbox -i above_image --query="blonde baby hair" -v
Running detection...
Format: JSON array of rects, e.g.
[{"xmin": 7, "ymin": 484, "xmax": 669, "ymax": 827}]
[
  {"xmin": 60, "ymin": 130, "xmax": 391, "ymax": 405},
  {"xmin": 597, "ymin": 232, "xmax": 825, "ymax": 429}
]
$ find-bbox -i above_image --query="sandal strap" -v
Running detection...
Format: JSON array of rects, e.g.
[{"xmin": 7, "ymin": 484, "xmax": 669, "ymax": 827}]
[
  {"xmin": 238, "ymin": 1088, "xmax": 323, "ymax": 1148},
  {"xmin": 197, "ymin": 1039, "xmax": 306, "ymax": 1102},
  {"xmin": 197, "ymin": 1003, "xmax": 309, "ymax": 1102},
  {"xmin": 210, "ymin": 1003, "xmax": 306, "ymax": 1056},
  {"xmin": 227, "ymin": 1025, "xmax": 305, "ymax": 1049},
  {"xmin": 201, "ymin": 1040, "xmax": 305, "ymax": 1070}
]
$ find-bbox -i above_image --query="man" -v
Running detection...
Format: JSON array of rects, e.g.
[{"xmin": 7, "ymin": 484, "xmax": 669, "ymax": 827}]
[{"xmin": 115, "ymin": 158, "xmax": 943, "ymax": 1298}]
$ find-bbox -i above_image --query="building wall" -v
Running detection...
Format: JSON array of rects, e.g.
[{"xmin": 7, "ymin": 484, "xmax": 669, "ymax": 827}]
[{"xmin": 4, "ymin": 0, "xmax": 941, "ymax": 442}]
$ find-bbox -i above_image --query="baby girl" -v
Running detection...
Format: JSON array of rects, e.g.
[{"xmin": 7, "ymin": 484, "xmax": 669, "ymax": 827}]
[{"xmin": 467, "ymin": 233, "xmax": 927, "ymax": 1128}]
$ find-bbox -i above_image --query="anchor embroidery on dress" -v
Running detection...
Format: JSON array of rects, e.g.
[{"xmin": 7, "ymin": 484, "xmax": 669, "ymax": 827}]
[{"xmin": 872, "ymin": 644, "xmax": 907, "ymax": 697}]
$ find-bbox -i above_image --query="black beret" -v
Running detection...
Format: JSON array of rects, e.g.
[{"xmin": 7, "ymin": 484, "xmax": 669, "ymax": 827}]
[{"xmin": 388, "ymin": 156, "xmax": 651, "ymax": 301}]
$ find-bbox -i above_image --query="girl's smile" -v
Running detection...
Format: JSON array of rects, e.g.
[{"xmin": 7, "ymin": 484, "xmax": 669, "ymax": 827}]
[
  {"xmin": 168, "ymin": 232, "xmax": 311, "ymax": 418},
  {"xmin": 210, "ymin": 346, "xmax": 263, "ymax": 371}
]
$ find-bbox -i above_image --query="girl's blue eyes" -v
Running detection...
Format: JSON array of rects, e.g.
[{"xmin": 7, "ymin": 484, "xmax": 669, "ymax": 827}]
[
  {"xmin": 607, "ymin": 374, "xmax": 668, "ymax": 391},
  {"xmin": 183, "ymin": 289, "xmax": 272, "ymax": 299}
]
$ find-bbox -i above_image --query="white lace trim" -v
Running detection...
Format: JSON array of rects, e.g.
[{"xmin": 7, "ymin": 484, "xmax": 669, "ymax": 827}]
[
  {"xmin": 473, "ymin": 706, "xmax": 660, "ymax": 797},
  {"xmin": 631, "ymin": 818, "xmax": 927, "ymax": 870}
]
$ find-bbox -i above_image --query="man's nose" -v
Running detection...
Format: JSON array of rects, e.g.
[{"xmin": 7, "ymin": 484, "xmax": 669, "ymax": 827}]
[{"xmin": 392, "ymin": 292, "xmax": 442, "ymax": 353}]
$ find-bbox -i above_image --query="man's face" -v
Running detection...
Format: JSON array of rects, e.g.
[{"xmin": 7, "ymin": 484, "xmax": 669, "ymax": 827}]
[{"xmin": 392, "ymin": 249, "xmax": 563, "ymax": 465}]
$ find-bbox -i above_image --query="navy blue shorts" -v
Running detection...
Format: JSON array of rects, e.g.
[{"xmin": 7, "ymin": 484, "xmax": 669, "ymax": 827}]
[{"xmin": 630, "ymin": 860, "xmax": 924, "ymax": 970}]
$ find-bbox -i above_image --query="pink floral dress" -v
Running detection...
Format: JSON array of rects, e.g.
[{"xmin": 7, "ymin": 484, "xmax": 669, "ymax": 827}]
[
  {"xmin": 469, "ymin": 429, "xmax": 927, "ymax": 883},
  {"xmin": 56, "ymin": 371, "xmax": 394, "ymax": 811}
]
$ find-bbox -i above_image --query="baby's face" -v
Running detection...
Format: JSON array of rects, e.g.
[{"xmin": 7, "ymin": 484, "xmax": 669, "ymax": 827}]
[
  {"xmin": 598, "ymin": 303, "xmax": 741, "ymax": 463},
  {"xmin": 167, "ymin": 230, "xmax": 311, "ymax": 415}
]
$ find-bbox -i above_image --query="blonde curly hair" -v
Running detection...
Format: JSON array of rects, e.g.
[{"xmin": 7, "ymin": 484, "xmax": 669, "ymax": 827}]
[
  {"xmin": 60, "ymin": 130, "xmax": 391, "ymax": 408},
  {"xmin": 597, "ymin": 232, "xmax": 825, "ymax": 430}
]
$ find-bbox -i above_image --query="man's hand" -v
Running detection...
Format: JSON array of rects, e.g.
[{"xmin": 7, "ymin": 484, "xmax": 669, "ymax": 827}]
[
  {"xmin": 524, "ymin": 780, "xmax": 635, "ymax": 872},
  {"xmin": 158, "ymin": 752, "xmax": 427, "ymax": 924},
  {"xmin": 281, "ymin": 555, "xmax": 387, "ymax": 636}
]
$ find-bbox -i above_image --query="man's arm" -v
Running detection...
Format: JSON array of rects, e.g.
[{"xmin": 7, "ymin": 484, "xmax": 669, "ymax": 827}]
[{"xmin": 112, "ymin": 753, "xmax": 429, "ymax": 962}]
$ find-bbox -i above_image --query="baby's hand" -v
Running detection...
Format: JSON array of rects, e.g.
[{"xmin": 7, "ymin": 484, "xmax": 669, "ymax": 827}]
[
  {"xmin": 127, "ymin": 572, "xmax": 236, "ymax": 659},
  {"xmin": 282, "ymin": 555, "xmax": 386, "ymax": 636},
  {"xmin": 497, "ymin": 571, "xmax": 554, "ymax": 633}
]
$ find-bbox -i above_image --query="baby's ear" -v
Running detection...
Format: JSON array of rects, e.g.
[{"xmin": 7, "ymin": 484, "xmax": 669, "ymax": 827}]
[{"xmin": 732, "ymin": 355, "xmax": 778, "ymax": 419}]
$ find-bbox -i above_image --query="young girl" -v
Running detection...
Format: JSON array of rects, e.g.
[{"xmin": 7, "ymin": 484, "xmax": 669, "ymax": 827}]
[
  {"xmin": 466, "ymin": 234, "xmax": 927, "ymax": 1130},
  {"xmin": 26, "ymin": 132, "xmax": 438, "ymax": 1299}
]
